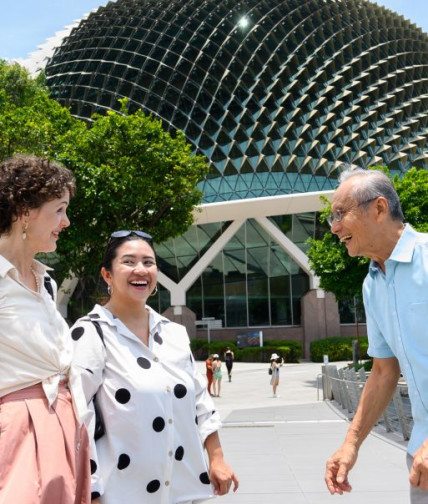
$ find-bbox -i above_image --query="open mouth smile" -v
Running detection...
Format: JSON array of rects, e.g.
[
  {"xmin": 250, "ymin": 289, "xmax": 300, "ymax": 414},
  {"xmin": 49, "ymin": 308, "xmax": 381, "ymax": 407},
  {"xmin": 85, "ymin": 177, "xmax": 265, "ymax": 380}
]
[
  {"xmin": 130, "ymin": 280, "xmax": 149, "ymax": 287},
  {"xmin": 340, "ymin": 234, "xmax": 352, "ymax": 243}
]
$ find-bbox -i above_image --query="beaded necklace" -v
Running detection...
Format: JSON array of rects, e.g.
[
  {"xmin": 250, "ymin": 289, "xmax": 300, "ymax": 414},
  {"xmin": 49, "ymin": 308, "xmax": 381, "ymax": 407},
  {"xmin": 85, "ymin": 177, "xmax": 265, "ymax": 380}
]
[{"xmin": 30, "ymin": 266, "xmax": 40, "ymax": 293}]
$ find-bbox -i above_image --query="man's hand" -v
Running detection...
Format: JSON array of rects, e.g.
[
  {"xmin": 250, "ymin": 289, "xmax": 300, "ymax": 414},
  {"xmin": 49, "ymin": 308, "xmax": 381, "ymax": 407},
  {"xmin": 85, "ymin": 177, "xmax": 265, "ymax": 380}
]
[
  {"xmin": 325, "ymin": 444, "xmax": 358, "ymax": 495},
  {"xmin": 410, "ymin": 440, "xmax": 428, "ymax": 491}
]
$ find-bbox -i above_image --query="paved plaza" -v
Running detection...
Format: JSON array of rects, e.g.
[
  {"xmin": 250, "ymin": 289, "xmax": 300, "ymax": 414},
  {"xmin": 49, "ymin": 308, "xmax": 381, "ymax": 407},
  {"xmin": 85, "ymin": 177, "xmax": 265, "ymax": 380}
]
[{"xmin": 196, "ymin": 360, "xmax": 410, "ymax": 504}]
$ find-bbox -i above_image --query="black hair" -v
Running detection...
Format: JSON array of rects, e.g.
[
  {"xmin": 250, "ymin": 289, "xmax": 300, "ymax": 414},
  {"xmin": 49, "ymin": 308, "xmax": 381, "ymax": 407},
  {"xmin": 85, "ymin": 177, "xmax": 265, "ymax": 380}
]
[{"xmin": 102, "ymin": 234, "xmax": 157, "ymax": 272}]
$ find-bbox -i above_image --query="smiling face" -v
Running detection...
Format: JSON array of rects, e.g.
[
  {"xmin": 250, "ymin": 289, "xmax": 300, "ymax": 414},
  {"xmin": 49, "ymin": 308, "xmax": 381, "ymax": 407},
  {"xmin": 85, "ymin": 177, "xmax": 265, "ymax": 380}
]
[
  {"xmin": 330, "ymin": 178, "xmax": 379, "ymax": 259},
  {"xmin": 25, "ymin": 190, "xmax": 71, "ymax": 253},
  {"xmin": 102, "ymin": 238, "xmax": 158, "ymax": 304}
]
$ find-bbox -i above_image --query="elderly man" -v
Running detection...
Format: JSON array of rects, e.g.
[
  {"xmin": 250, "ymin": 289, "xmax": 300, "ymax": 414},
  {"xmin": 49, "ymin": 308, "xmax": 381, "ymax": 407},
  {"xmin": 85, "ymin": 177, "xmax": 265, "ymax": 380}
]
[{"xmin": 324, "ymin": 166, "xmax": 428, "ymax": 503}]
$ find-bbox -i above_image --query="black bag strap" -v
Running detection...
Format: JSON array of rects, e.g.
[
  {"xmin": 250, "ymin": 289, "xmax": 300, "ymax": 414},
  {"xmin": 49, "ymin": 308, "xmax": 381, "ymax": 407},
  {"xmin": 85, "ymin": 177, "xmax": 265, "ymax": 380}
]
[
  {"xmin": 89, "ymin": 318, "xmax": 106, "ymax": 441},
  {"xmin": 90, "ymin": 319, "xmax": 105, "ymax": 346},
  {"xmin": 44, "ymin": 275, "xmax": 54, "ymax": 300}
]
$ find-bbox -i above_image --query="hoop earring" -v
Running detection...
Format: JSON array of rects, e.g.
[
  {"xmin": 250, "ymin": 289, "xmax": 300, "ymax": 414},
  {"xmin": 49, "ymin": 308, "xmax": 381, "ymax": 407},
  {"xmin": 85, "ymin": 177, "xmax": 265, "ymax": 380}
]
[
  {"xmin": 150, "ymin": 284, "xmax": 158, "ymax": 297},
  {"xmin": 22, "ymin": 222, "xmax": 29, "ymax": 240}
]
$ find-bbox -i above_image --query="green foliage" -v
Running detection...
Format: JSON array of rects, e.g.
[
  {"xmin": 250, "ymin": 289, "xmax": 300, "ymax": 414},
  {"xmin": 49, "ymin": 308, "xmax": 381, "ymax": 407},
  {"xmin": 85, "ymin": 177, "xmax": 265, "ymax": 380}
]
[
  {"xmin": 0, "ymin": 62, "xmax": 78, "ymax": 161},
  {"xmin": 190, "ymin": 339, "xmax": 302, "ymax": 363},
  {"xmin": 310, "ymin": 336, "xmax": 369, "ymax": 362},
  {"xmin": 0, "ymin": 63, "xmax": 209, "ymax": 283},
  {"xmin": 57, "ymin": 100, "xmax": 209, "ymax": 277},
  {"xmin": 307, "ymin": 232, "xmax": 369, "ymax": 301},
  {"xmin": 393, "ymin": 168, "xmax": 428, "ymax": 233},
  {"xmin": 190, "ymin": 340, "xmax": 237, "ymax": 360},
  {"xmin": 352, "ymin": 359, "xmax": 373, "ymax": 372}
]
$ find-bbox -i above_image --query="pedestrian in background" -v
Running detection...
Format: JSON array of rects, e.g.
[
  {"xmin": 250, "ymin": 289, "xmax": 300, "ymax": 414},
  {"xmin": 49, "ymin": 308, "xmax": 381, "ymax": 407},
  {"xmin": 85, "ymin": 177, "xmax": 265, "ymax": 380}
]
[
  {"xmin": 206, "ymin": 354, "xmax": 214, "ymax": 395},
  {"xmin": 269, "ymin": 353, "xmax": 284, "ymax": 398},
  {"xmin": 224, "ymin": 346, "xmax": 235, "ymax": 382},
  {"xmin": 212, "ymin": 354, "xmax": 223, "ymax": 397},
  {"xmin": 0, "ymin": 154, "xmax": 90, "ymax": 503}
]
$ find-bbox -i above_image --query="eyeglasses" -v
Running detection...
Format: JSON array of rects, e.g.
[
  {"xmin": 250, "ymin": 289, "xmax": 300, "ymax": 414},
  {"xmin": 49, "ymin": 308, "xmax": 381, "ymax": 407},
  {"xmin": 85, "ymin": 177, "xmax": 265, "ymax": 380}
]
[
  {"xmin": 109, "ymin": 230, "xmax": 152, "ymax": 241},
  {"xmin": 327, "ymin": 197, "xmax": 378, "ymax": 227}
]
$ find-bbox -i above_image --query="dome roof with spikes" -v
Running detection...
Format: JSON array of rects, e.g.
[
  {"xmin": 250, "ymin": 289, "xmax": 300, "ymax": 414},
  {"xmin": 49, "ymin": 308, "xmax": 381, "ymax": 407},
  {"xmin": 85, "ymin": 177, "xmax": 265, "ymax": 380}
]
[{"xmin": 45, "ymin": 0, "xmax": 428, "ymax": 202}]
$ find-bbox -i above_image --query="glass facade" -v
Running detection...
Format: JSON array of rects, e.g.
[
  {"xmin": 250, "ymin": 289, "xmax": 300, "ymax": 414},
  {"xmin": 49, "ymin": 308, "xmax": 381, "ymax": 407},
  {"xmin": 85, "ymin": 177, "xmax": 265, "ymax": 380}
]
[
  {"xmin": 148, "ymin": 214, "xmax": 322, "ymax": 327},
  {"xmin": 339, "ymin": 297, "xmax": 367, "ymax": 324}
]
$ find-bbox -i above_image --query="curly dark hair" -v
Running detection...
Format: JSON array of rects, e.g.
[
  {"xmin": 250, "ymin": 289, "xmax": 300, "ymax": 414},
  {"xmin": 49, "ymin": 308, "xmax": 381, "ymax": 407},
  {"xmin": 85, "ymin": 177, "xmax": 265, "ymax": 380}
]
[{"xmin": 0, "ymin": 154, "xmax": 76, "ymax": 236}]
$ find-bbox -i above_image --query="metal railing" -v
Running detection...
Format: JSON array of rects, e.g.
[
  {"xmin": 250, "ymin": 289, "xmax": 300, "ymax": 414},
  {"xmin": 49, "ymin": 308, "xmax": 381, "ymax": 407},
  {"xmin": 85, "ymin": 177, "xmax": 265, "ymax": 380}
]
[{"xmin": 321, "ymin": 364, "xmax": 413, "ymax": 441}]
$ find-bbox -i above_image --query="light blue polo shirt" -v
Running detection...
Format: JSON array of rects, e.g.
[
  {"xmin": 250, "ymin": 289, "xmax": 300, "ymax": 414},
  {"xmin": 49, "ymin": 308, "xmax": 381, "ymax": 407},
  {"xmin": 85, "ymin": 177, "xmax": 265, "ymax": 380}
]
[{"xmin": 363, "ymin": 224, "xmax": 428, "ymax": 455}]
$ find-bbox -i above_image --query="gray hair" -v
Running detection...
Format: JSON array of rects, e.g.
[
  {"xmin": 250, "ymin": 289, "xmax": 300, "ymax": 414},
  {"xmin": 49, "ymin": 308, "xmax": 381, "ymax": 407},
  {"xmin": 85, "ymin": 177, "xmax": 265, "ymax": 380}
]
[{"xmin": 337, "ymin": 164, "xmax": 404, "ymax": 222}]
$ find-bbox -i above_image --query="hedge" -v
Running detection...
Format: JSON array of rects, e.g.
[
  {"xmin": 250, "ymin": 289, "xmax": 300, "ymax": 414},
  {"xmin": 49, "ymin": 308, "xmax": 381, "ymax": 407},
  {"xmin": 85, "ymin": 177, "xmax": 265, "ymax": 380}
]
[
  {"xmin": 310, "ymin": 336, "xmax": 369, "ymax": 362},
  {"xmin": 191, "ymin": 339, "xmax": 302, "ymax": 363}
]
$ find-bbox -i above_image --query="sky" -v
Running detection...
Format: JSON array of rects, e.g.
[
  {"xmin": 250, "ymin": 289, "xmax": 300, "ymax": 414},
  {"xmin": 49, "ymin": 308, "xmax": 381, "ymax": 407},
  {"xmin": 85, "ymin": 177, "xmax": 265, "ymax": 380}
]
[{"xmin": 0, "ymin": 0, "xmax": 427, "ymax": 64}]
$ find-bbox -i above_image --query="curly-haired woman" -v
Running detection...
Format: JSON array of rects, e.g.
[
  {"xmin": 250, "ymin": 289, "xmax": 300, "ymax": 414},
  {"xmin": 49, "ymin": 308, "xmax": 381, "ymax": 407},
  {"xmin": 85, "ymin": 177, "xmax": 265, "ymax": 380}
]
[{"xmin": 0, "ymin": 154, "xmax": 91, "ymax": 503}]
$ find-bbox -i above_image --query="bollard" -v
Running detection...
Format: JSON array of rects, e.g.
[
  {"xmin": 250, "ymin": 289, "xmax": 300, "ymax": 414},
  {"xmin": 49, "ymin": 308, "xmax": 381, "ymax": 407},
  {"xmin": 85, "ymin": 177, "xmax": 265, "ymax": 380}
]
[{"xmin": 321, "ymin": 364, "xmax": 334, "ymax": 400}]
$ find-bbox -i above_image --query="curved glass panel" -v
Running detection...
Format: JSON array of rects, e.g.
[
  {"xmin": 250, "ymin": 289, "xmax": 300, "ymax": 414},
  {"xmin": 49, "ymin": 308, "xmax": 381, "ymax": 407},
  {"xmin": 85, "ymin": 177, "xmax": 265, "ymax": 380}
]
[{"xmin": 45, "ymin": 0, "xmax": 428, "ymax": 204}]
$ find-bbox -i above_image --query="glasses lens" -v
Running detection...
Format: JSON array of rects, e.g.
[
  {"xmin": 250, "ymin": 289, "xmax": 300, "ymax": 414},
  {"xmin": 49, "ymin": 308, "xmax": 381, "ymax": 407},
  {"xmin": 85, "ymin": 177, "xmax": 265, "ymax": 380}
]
[
  {"xmin": 110, "ymin": 230, "xmax": 153, "ymax": 240},
  {"xmin": 133, "ymin": 230, "xmax": 152, "ymax": 240},
  {"xmin": 110, "ymin": 230, "xmax": 131, "ymax": 239}
]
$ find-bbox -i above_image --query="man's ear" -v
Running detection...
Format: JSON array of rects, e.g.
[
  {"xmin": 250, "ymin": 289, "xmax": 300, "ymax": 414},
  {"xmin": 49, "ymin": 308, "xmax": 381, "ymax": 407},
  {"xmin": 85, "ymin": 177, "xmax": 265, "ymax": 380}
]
[{"xmin": 374, "ymin": 196, "xmax": 389, "ymax": 220}]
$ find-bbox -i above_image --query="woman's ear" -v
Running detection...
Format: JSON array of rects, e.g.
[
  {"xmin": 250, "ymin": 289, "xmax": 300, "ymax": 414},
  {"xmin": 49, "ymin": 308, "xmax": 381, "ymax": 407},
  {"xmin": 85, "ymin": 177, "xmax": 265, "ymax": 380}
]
[{"xmin": 101, "ymin": 267, "xmax": 111, "ymax": 284}]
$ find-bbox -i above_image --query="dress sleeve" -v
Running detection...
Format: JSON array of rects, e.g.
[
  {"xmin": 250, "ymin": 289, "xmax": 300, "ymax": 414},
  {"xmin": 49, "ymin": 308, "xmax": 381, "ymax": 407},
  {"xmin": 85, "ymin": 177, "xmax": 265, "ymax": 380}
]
[{"xmin": 70, "ymin": 319, "xmax": 107, "ymax": 497}]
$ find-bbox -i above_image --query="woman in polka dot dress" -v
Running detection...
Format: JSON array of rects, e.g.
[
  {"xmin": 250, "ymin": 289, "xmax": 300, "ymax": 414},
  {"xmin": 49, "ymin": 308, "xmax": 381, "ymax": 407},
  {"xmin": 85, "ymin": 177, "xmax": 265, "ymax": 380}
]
[{"xmin": 71, "ymin": 231, "xmax": 239, "ymax": 504}]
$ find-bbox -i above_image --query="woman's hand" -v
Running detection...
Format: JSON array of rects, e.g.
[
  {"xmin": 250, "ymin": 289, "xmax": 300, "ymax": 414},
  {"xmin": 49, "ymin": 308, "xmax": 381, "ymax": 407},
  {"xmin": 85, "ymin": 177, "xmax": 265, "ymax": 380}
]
[
  {"xmin": 204, "ymin": 431, "xmax": 239, "ymax": 495},
  {"xmin": 209, "ymin": 456, "xmax": 239, "ymax": 495}
]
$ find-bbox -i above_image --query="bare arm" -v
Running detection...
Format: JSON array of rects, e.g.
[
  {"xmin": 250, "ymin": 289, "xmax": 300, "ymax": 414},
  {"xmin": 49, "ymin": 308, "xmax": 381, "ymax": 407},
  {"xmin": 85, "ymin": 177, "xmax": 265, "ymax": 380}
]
[
  {"xmin": 204, "ymin": 431, "xmax": 239, "ymax": 495},
  {"xmin": 325, "ymin": 357, "xmax": 400, "ymax": 495}
]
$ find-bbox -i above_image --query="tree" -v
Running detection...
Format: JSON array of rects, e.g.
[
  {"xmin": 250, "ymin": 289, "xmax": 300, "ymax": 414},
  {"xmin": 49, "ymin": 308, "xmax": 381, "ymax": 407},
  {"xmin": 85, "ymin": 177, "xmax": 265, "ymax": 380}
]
[
  {"xmin": 0, "ymin": 62, "xmax": 209, "ymax": 283},
  {"xmin": 0, "ymin": 61, "xmax": 79, "ymax": 160},
  {"xmin": 393, "ymin": 167, "xmax": 428, "ymax": 233},
  {"xmin": 56, "ymin": 100, "xmax": 209, "ymax": 278}
]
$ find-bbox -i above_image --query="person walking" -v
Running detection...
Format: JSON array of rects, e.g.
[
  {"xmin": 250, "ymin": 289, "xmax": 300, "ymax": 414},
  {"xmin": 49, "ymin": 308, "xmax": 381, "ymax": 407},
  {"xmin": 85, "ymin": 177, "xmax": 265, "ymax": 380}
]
[
  {"xmin": 206, "ymin": 354, "xmax": 214, "ymax": 395},
  {"xmin": 324, "ymin": 166, "xmax": 428, "ymax": 503},
  {"xmin": 224, "ymin": 347, "xmax": 235, "ymax": 382},
  {"xmin": 269, "ymin": 353, "xmax": 284, "ymax": 398},
  {"xmin": 71, "ymin": 231, "xmax": 238, "ymax": 503},
  {"xmin": 212, "ymin": 354, "xmax": 223, "ymax": 397},
  {"xmin": 0, "ymin": 154, "xmax": 90, "ymax": 503}
]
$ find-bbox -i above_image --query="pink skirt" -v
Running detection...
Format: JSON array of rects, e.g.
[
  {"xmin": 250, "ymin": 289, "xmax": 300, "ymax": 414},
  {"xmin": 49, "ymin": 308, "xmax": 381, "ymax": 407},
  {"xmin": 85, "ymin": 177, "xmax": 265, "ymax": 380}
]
[{"xmin": 0, "ymin": 383, "xmax": 91, "ymax": 504}]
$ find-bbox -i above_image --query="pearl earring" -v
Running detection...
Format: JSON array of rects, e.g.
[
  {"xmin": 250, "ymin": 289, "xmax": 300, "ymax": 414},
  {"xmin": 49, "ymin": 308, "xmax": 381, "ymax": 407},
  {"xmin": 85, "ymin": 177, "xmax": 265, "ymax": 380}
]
[{"xmin": 22, "ymin": 222, "xmax": 29, "ymax": 240}]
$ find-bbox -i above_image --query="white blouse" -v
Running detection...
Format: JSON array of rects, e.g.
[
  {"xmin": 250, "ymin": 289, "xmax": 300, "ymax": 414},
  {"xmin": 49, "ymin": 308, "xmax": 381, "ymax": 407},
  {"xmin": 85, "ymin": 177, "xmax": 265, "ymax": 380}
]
[
  {"xmin": 0, "ymin": 255, "xmax": 86, "ymax": 422},
  {"xmin": 71, "ymin": 304, "xmax": 221, "ymax": 504}
]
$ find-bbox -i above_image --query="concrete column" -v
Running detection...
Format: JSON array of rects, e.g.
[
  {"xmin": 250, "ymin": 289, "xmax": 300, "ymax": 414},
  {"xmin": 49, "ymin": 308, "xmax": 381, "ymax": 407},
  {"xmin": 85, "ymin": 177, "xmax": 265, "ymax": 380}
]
[
  {"xmin": 162, "ymin": 305, "xmax": 197, "ymax": 338},
  {"xmin": 301, "ymin": 289, "xmax": 340, "ymax": 359}
]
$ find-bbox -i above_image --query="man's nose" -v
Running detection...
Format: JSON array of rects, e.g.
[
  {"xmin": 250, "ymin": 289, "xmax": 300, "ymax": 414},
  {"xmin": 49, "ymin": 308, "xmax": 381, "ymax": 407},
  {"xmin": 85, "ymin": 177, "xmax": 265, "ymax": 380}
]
[{"xmin": 330, "ymin": 219, "xmax": 340, "ymax": 234}]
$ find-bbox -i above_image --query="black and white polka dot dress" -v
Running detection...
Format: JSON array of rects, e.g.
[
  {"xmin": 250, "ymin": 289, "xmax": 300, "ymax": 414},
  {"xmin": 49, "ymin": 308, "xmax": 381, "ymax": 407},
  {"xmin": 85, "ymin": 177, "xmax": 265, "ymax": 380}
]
[{"xmin": 71, "ymin": 304, "xmax": 220, "ymax": 504}]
